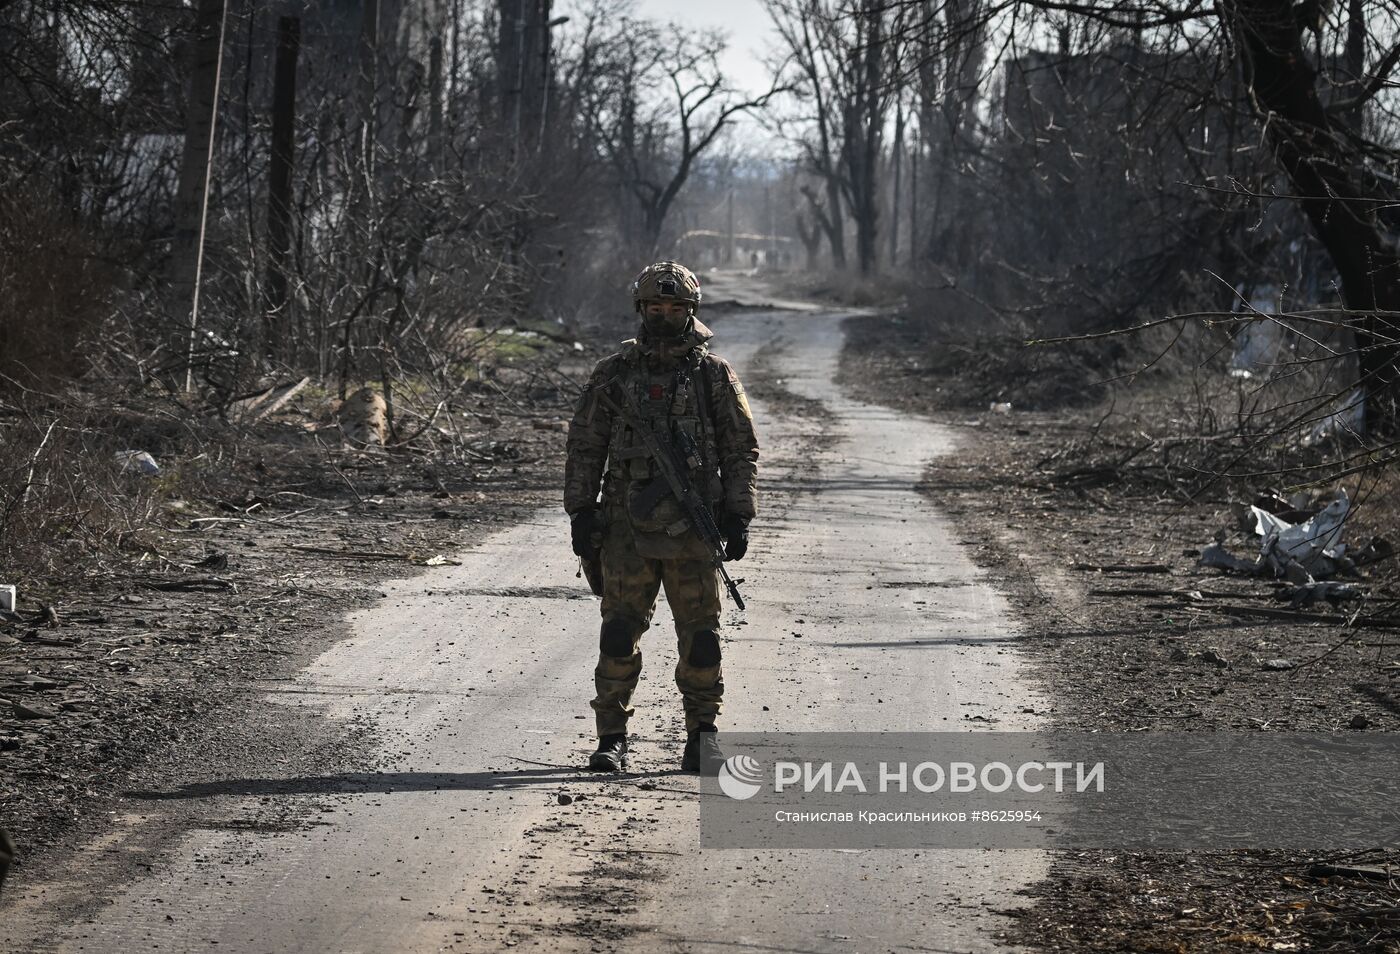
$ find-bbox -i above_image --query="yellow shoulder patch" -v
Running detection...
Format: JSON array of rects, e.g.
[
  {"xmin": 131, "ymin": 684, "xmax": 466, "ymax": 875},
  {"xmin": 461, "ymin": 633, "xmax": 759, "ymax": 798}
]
[{"xmin": 732, "ymin": 385, "xmax": 752, "ymax": 423}]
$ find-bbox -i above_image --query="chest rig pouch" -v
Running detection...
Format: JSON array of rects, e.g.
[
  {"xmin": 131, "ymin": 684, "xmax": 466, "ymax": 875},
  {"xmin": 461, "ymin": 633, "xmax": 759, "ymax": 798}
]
[{"xmin": 606, "ymin": 356, "xmax": 721, "ymax": 559}]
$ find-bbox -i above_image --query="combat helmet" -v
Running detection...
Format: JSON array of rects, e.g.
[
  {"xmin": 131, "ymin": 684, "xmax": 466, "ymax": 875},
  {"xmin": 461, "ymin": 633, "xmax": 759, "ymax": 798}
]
[{"xmin": 631, "ymin": 261, "xmax": 702, "ymax": 314}]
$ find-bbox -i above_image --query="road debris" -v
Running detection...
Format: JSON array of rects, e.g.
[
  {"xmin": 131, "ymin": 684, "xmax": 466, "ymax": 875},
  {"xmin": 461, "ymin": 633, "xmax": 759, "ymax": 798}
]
[
  {"xmin": 339, "ymin": 387, "xmax": 388, "ymax": 447},
  {"xmin": 1071, "ymin": 562, "xmax": 1170, "ymax": 574},
  {"xmin": 229, "ymin": 376, "xmax": 310, "ymax": 424},
  {"xmin": 114, "ymin": 450, "xmax": 160, "ymax": 476},
  {"xmin": 1201, "ymin": 488, "xmax": 1393, "ymax": 583},
  {"xmin": 1275, "ymin": 581, "xmax": 1360, "ymax": 609},
  {"xmin": 1198, "ymin": 542, "xmax": 1258, "ymax": 573},
  {"xmin": 1252, "ymin": 490, "xmax": 1349, "ymax": 576},
  {"xmin": 10, "ymin": 699, "xmax": 58, "ymax": 720},
  {"xmin": 1308, "ymin": 862, "xmax": 1396, "ymax": 882},
  {"xmin": 286, "ymin": 545, "xmax": 461, "ymax": 566},
  {"xmin": 1306, "ymin": 388, "xmax": 1366, "ymax": 445},
  {"xmin": 1197, "ymin": 649, "xmax": 1229, "ymax": 668}
]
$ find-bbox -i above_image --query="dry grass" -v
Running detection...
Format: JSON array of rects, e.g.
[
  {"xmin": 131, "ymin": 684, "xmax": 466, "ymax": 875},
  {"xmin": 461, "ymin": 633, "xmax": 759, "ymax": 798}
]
[
  {"xmin": 0, "ymin": 400, "xmax": 181, "ymax": 588},
  {"xmin": 0, "ymin": 333, "xmax": 582, "ymax": 596}
]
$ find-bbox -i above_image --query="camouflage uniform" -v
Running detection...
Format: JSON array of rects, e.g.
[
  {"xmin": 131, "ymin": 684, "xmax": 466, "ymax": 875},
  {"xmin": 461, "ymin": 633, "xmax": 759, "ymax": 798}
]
[
  {"xmin": 565, "ymin": 318, "xmax": 759, "ymax": 736},
  {"xmin": 0, "ymin": 827, "xmax": 13, "ymax": 896}
]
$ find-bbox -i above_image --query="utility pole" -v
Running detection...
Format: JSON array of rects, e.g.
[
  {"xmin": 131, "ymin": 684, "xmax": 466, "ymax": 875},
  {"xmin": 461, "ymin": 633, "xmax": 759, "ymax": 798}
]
[
  {"xmin": 167, "ymin": 0, "xmax": 228, "ymax": 392},
  {"xmin": 538, "ymin": 14, "xmax": 570, "ymax": 150},
  {"xmin": 359, "ymin": 0, "xmax": 380, "ymax": 169},
  {"xmin": 890, "ymin": 98, "xmax": 904, "ymax": 266},
  {"xmin": 511, "ymin": 12, "xmax": 525, "ymax": 146},
  {"xmin": 764, "ymin": 183, "xmax": 772, "ymax": 269},
  {"xmin": 909, "ymin": 123, "xmax": 919, "ymax": 265},
  {"xmin": 428, "ymin": 36, "xmax": 444, "ymax": 169},
  {"xmin": 264, "ymin": 14, "xmax": 300, "ymax": 358},
  {"xmin": 726, "ymin": 189, "xmax": 734, "ymax": 265},
  {"xmin": 348, "ymin": 0, "xmax": 380, "ymax": 250}
]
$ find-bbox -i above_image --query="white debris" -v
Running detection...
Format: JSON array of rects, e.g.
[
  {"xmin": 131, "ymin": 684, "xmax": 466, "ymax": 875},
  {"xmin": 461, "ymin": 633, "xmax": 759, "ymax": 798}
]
[
  {"xmin": 1307, "ymin": 389, "xmax": 1366, "ymax": 444},
  {"xmin": 0, "ymin": 585, "xmax": 15, "ymax": 613},
  {"xmin": 1229, "ymin": 287, "xmax": 1287, "ymax": 377},
  {"xmin": 1198, "ymin": 542, "xmax": 1257, "ymax": 573},
  {"xmin": 1252, "ymin": 490, "xmax": 1349, "ymax": 576},
  {"xmin": 989, "ymin": 402, "xmax": 1012, "ymax": 414},
  {"xmin": 1280, "ymin": 580, "xmax": 1361, "ymax": 609},
  {"xmin": 115, "ymin": 450, "xmax": 160, "ymax": 476}
]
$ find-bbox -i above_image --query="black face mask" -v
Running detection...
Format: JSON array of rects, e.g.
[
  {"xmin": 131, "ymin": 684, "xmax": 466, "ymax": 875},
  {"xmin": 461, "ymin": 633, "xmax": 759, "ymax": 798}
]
[{"xmin": 642, "ymin": 309, "xmax": 691, "ymax": 339}]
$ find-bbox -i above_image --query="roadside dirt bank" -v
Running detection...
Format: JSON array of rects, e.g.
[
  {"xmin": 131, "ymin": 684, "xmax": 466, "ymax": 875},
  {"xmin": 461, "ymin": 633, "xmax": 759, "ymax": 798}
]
[
  {"xmin": 0, "ymin": 374, "xmax": 574, "ymax": 886},
  {"xmin": 840, "ymin": 310, "xmax": 1400, "ymax": 953}
]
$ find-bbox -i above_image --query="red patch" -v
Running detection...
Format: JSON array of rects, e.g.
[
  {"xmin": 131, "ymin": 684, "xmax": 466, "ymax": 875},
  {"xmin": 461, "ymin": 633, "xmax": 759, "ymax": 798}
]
[{"xmin": 648, "ymin": 384, "xmax": 665, "ymax": 400}]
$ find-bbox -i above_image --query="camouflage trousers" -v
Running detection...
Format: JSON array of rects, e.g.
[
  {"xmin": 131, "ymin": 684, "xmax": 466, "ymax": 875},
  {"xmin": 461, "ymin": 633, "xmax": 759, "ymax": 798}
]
[
  {"xmin": 591, "ymin": 517, "xmax": 723, "ymax": 737},
  {"xmin": 0, "ymin": 827, "xmax": 13, "ymax": 896}
]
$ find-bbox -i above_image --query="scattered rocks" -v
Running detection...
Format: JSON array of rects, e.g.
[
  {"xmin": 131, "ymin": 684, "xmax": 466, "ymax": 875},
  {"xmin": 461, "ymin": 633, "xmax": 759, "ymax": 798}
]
[
  {"xmin": 1197, "ymin": 649, "xmax": 1229, "ymax": 668},
  {"xmin": 10, "ymin": 699, "xmax": 58, "ymax": 720}
]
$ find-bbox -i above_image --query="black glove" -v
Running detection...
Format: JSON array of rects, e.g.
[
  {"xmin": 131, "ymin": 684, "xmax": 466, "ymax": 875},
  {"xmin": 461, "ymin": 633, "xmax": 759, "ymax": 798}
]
[
  {"xmin": 571, "ymin": 508, "xmax": 601, "ymax": 560},
  {"xmin": 721, "ymin": 514, "xmax": 749, "ymax": 562}
]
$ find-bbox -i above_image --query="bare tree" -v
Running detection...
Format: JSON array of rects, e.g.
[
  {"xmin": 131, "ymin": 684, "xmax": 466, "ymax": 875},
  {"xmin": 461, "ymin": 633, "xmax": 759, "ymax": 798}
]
[
  {"xmin": 769, "ymin": 0, "xmax": 849, "ymax": 268},
  {"xmin": 887, "ymin": 0, "xmax": 1400, "ymax": 426},
  {"xmin": 794, "ymin": 196, "xmax": 827, "ymax": 269},
  {"xmin": 914, "ymin": 0, "xmax": 987, "ymax": 269},
  {"xmin": 592, "ymin": 22, "xmax": 781, "ymax": 253},
  {"xmin": 768, "ymin": 0, "xmax": 911, "ymax": 275},
  {"xmin": 1224, "ymin": 0, "xmax": 1400, "ymax": 428}
]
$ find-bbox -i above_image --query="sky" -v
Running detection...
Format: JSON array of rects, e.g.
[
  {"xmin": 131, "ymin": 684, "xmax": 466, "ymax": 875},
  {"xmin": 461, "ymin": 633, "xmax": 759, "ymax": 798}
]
[{"xmin": 635, "ymin": 0, "xmax": 780, "ymax": 98}]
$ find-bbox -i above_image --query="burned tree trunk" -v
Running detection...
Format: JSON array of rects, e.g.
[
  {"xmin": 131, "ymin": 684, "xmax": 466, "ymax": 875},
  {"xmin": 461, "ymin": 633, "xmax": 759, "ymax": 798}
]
[
  {"xmin": 795, "ymin": 205, "xmax": 823, "ymax": 270},
  {"xmin": 496, "ymin": 0, "xmax": 552, "ymax": 150},
  {"xmin": 822, "ymin": 170, "xmax": 848, "ymax": 268},
  {"xmin": 841, "ymin": 0, "xmax": 885, "ymax": 277},
  {"xmin": 263, "ymin": 15, "xmax": 300, "ymax": 358}
]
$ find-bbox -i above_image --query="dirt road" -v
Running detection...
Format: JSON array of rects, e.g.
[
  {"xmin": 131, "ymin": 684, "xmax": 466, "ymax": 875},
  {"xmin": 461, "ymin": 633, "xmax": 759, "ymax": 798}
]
[{"xmin": 4, "ymin": 278, "xmax": 1047, "ymax": 953}]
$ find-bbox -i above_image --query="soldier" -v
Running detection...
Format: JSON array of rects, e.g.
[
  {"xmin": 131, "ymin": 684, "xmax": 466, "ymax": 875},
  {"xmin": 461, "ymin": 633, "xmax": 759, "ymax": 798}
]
[
  {"xmin": 565, "ymin": 262, "xmax": 759, "ymax": 774},
  {"xmin": 0, "ymin": 828, "xmax": 13, "ymax": 897}
]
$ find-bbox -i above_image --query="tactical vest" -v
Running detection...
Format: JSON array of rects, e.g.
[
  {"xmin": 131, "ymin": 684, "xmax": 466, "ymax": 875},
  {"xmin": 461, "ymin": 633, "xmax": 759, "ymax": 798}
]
[{"xmin": 603, "ymin": 353, "xmax": 723, "ymax": 557}]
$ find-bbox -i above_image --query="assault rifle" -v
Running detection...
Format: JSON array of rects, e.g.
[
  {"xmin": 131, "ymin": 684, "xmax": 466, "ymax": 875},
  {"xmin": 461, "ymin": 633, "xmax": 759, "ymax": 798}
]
[{"xmin": 597, "ymin": 383, "xmax": 746, "ymax": 610}]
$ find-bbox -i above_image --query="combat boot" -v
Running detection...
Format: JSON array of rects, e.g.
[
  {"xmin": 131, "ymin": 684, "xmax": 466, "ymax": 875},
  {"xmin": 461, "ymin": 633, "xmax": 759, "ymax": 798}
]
[
  {"xmin": 681, "ymin": 724, "xmax": 725, "ymax": 775},
  {"xmin": 588, "ymin": 733, "xmax": 627, "ymax": 771}
]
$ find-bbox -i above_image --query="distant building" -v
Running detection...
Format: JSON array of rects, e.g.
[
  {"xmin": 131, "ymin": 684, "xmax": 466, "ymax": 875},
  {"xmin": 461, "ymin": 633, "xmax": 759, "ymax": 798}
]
[{"xmin": 676, "ymin": 230, "xmax": 794, "ymax": 269}]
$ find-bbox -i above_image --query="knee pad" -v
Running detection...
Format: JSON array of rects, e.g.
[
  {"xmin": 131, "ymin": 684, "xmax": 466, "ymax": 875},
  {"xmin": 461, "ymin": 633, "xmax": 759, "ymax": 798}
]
[
  {"xmin": 600, "ymin": 617, "xmax": 639, "ymax": 658},
  {"xmin": 687, "ymin": 629, "xmax": 722, "ymax": 668}
]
